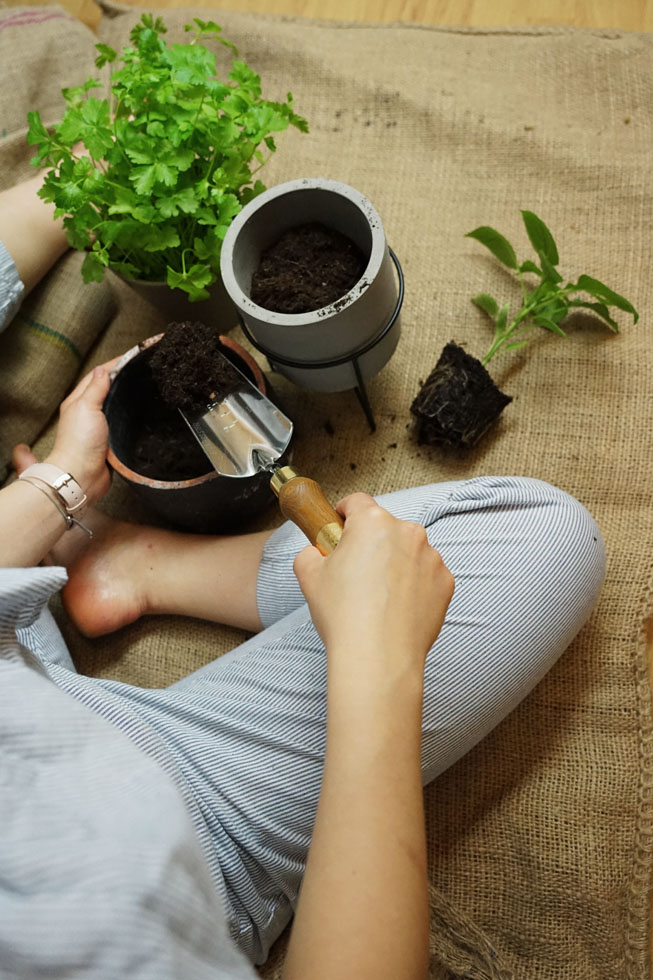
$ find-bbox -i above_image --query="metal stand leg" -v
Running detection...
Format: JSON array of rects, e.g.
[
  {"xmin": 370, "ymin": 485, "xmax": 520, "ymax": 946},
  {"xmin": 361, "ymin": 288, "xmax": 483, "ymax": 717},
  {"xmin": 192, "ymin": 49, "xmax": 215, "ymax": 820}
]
[{"xmin": 352, "ymin": 357, "xmax": 376, "ymax": 432}]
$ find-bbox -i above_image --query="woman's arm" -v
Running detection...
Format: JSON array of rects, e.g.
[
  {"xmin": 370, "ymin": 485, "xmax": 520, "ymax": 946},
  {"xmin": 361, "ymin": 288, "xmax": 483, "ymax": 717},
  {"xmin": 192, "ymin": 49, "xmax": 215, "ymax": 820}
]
[
  {"xmin": 0, "ymin": 173, "xmax": 68, "ymax": 296},
  {"xmin": 0, "ymin": 365, "xmax": 113, "ymax": 568},
  {"xmin": 284, "ymin": 495, "xmax": 454, "ymax": 980}
]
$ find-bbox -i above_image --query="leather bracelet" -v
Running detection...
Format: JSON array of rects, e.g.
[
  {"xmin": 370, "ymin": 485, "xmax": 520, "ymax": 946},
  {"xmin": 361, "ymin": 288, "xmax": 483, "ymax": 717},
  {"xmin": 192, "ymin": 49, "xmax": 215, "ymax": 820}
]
[
  {"xmin": 20, "ymin": 477, "xmax": 93, "ymax": 538},
  {"xmin": 19, "ymin": 462, "xmax": 87, "ymax": 516}
]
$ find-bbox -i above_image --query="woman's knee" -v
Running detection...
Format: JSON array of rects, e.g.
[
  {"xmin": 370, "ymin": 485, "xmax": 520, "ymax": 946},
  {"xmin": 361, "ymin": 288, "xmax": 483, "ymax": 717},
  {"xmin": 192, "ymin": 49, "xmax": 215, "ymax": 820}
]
[{"xmin": 418, "ymin": 477, "xmax": 605, "ymax": 781}]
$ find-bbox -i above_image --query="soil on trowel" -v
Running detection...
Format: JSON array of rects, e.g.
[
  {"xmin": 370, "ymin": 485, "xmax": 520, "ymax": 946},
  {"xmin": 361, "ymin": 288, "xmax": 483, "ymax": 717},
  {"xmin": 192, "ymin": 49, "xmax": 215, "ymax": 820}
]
[
  {"xmin": 250, "ymin": 222, "xmax": 367, "ymax": 314},
  {"xmin": 131, "ymin": 321, "xmax": 251, "ymax": 482},
  {"xmin": 149, "ymin": 320, "xmax": 243, "ymax": 416},
  {"xmin": 410, "ymin": 341, "xmax": 512, "ymax": 451}
]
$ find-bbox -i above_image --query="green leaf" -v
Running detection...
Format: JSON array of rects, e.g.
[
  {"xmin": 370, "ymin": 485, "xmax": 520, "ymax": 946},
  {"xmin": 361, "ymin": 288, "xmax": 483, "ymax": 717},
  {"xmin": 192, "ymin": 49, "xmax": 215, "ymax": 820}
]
[
  {"xmin": 575, "ymin": 274, "xmax": 639, "ymax": 323},
  {"xmin": 519, "ymin": 260, "xmax": 541, "ymax": 275},
  {"xmin": 95, "ymin": 42, "xmax": 117, "ymax": 68},
  {"xmin": 520, "ymin": 210, "xmax": 559, "ymax": 266},
  {"xmin": 156, "ymin": 187, "xmax": 198, "ymax": 218},
  {"xmin": 62, "ymin": 79, "xmax": 102, "ymax": 107},
  {"xmin": 466, "ymin": 226, "xmax": 518, "ymax": 270},
  {"xmin": 471, "ymin": 293, "xmax": 499, "ymax": 318},
  {"xmin": 166, "ymin": 262, "xmax": 213, "ymax": 301},
  {"xmin": 57, "ymin": 178, "xmax": 86, "ymax": 209},
  {"xmin": 63, "ymin": 215, "xmax": 92, "ymax": 250},
  {"xmin": 532, "ymin": 315, "xmax": 567, "ymax": 337},
  {"xmin": 130, "ymin": 162, "xmax": 177, "ymax": 195},
  {"xmin": 141, "ymin": 225, "xmax": 180, "ymax": 251},
  {"xmin": 496, "ymin": 302, "xmax": 510, "ymax": 332},
  {"xmin": 240, "ymin": 179, "xmax": 266, "ymax": 205},
  {"xmin": 81, "ymin": 250, "xmax": 106, "ymax": 283},
  {"xmin": 568, "ymin": 299, "xmax": 620, "ymax": 332},
  {"xmin": 539, "ymin": 253, "xmax": 563, "ymax": 284},
  {"xmin": 26, "ymin": 110, "xmax": 51, "ymax": 147},
  {"xmin": 57, "ymin": 108, "xmax": 85, "ymax": 146}
]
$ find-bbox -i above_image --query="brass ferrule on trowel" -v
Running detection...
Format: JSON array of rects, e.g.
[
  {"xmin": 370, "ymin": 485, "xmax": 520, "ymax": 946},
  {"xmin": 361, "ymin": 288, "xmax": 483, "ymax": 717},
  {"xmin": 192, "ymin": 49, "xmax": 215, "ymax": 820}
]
[{"xmin": 270, "ymin": 466, "xmax": 344, "ymax": 555}]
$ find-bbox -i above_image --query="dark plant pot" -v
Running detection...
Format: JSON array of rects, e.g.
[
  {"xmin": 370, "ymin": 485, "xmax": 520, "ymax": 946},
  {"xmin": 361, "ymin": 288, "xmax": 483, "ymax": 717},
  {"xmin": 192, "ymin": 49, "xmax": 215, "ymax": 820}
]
[
  {"xmin": 104, "ymin": 334, "xmax": 279, "ymax": 532},
  {"xmin": 410, "ymin": 341, "xmax": 512, "ymax": 451},
  {"xmin": 125, "ymin": 276, "xmax": 238, "ymax": 332}
]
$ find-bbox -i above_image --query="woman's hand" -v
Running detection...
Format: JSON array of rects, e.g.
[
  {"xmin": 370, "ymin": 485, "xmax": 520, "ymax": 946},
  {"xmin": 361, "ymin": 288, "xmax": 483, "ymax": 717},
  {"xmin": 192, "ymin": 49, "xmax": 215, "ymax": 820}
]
[
  {"xmin": 45, "ymin": 358, "xmax": 119, "ymax": 506},
  {"xmin": 294, "ymin": 492, "xmax": 454, "ymax": 674}
]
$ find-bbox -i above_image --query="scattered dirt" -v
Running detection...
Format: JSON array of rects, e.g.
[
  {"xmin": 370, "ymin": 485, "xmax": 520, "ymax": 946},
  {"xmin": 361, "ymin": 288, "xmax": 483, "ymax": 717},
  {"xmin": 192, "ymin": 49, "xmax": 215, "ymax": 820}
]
[
  {"xmin": 149, "ymin": 320, "xmax": 243, "ymax": 415},
  {"xmin": 250, "ymin": 222, "xmax": 366, "ymax": 314},
  {"xmin": 410, "ymin": 341, "xmax": 512, "ymax": 451}
]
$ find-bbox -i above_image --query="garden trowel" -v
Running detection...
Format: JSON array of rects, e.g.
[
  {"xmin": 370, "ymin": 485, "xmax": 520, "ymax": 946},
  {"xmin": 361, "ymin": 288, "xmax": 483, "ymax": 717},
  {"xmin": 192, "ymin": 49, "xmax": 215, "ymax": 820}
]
[{"xmin": 180, "ymin": 355, "xmax": 343, "ymax": 555}]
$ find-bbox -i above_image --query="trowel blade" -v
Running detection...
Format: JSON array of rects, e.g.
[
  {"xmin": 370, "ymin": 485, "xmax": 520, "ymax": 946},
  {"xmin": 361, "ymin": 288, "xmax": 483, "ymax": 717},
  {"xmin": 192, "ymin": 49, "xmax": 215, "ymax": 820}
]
[{"xmin": 180, "ymin": 356, "xmax": 293, "ymax": 478}]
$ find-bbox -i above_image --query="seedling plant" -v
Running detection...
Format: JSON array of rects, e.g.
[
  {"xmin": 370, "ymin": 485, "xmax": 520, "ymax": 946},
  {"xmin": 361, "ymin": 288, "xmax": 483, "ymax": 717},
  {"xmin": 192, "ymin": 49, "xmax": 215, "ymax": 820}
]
[
  {"xmin": 467, "ymin": 209, "xmax": 638, "ymax": 364},
  {"xmin": 411, "ymin": 210, "xmax": 638, "ymax": 451}
]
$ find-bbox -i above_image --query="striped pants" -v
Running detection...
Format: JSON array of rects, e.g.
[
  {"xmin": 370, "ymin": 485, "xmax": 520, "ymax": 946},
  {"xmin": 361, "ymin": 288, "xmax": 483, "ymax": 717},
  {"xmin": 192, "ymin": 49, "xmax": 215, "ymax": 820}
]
[{"xmin": 28, "ymin": 476, "xmax": 605, "ymax": 963}]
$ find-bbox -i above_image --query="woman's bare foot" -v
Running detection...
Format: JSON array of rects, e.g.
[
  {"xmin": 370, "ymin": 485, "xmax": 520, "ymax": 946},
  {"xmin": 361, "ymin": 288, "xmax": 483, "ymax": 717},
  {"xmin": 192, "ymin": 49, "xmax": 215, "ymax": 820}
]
[
  {"xmin": 61, "ymin": 520, "xmax": 154, "ymax": 637},
  {"xmin": 13, "ymin": 442, "xmax": 149, "ymax": 636},
  {"xmin": 13, "ymin": 444, "xmax": 268, "ymax": 637}
]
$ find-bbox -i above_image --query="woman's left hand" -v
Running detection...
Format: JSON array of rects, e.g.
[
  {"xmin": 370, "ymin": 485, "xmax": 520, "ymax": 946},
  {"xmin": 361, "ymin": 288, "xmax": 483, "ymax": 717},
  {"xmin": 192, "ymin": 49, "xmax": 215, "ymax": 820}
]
[{"xmin": 46, "ymin": 358, "xmax": 120, "ymax": 506}]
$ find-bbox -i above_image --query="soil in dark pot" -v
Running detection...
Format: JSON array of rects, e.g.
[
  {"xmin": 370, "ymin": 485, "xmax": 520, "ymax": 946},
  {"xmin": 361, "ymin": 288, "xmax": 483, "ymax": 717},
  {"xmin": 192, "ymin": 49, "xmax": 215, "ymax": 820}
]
[
  {"xmin": 105, "ymin": 324, "xmax": 281, "ymax": 533},
  {"xmin": 410, "ymin": 341, "xmax": 512, "ymax": 451}
]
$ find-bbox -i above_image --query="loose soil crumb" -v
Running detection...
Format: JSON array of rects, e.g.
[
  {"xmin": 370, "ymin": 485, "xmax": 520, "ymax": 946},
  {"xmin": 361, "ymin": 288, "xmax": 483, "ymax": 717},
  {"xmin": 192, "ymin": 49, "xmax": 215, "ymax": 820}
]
[
  {"xmin": 149, "ymin": 320, "xmax": 243, "ymax": 415},
  {"xmin": 250, "ymin": 222, "xmax": 366, "ymax": 314}
]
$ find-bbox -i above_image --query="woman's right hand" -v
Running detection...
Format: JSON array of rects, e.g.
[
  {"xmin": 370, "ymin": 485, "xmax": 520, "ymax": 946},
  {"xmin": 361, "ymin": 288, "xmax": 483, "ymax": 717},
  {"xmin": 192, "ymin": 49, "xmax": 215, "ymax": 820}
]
[{"xmin": 293, "ymin": 493, "xmax": 454, "ymax": 677}]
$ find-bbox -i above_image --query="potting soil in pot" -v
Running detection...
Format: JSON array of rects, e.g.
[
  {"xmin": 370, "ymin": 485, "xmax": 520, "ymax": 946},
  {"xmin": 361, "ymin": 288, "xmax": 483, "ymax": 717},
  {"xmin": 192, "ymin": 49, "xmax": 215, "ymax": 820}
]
[
  {"xmin": 132, "ymin": 321, "xmax": 253, "ymax": 482},
  {"xmin": 250, "ymin": 221, "xmax": 367, "ymax": 313},
  {"xmin": 149, "ymin": 320, "xmax": 243, "ymax": 415}
]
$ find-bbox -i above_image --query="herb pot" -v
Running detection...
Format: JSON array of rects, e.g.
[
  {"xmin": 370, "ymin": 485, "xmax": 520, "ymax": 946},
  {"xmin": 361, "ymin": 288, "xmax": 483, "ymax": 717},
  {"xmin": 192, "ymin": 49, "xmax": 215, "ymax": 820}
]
[
  {"xmin": 219, "ymin": 178, "xmax": 403, "ymax": 393},
  {"xmin": 104, "ymin": 334, "xmax": 279, "ymax": 533},
  {"xmin": 125, "ymin": 276, "xmax": 237, "ymax": 331}
]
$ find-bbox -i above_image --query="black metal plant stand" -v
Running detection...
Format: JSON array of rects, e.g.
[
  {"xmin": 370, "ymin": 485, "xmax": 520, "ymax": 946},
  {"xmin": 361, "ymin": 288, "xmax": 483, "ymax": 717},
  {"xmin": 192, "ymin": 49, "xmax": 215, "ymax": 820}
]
[{"xmin": 236, "ymin": 249, "xmax": 404, "ymax": 433}]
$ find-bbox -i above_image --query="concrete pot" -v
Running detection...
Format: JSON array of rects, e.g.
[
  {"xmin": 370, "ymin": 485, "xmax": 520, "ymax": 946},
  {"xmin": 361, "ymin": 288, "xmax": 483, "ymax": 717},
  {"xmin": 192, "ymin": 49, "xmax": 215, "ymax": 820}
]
[
  {"xmin": 219, "ymin": 178, "xmax": 403, "ymax": 393},
  {"xmin": 104, "ymin": 333, "xmax": 278, "ymax": 533}
]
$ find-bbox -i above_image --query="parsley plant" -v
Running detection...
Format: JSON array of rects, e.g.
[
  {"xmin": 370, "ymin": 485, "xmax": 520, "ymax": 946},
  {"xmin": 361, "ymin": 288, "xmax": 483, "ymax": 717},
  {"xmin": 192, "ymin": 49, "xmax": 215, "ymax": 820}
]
[
  {"xmin": 466, "ymin": 211, "xmax": 638, "ymax": 365},
  {"xmin": 27, "ymin": 15, "xmax": 308, "ymax": 300}
]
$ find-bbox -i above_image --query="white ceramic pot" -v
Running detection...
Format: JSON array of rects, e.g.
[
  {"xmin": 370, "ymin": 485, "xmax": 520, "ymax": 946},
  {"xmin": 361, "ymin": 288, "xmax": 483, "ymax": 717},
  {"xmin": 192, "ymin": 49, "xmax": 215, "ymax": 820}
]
[{"xmin": 219, "ymin": 178, "xmax": 403, "ymax": 393}]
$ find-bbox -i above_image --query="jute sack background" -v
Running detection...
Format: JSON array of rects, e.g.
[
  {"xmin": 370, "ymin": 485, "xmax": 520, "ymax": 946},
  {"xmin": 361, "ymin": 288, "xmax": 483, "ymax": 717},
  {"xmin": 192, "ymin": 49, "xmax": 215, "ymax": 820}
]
[{"xmin": 0, "ymin": 5, "xmax": 652, "ymax": 978}]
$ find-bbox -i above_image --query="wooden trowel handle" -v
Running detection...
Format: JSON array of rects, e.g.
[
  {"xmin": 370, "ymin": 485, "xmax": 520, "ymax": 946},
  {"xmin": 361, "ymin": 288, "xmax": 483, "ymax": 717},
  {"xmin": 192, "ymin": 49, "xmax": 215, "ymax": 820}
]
[{"xmin": 271, "ymin": 466, "xmax": 344, "ymax": 555}]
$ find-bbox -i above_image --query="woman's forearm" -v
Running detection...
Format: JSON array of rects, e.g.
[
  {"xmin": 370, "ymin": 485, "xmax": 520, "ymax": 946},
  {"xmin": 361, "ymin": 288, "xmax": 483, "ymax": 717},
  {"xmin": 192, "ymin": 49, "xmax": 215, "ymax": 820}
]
[
  {"xmin": 0, "ymin": 478, "xmax": 70, "ymax": 567},
  {"xmin": 283, "ymin": 651, "xmax": 430, "ymax": 980},
  {"xmin": 0, "ymin": 174, "xmax": 68, "ymax": 295}
]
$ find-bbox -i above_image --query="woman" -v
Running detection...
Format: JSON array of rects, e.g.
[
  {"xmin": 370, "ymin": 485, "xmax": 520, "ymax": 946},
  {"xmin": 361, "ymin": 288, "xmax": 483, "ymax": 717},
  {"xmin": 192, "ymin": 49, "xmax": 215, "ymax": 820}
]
[{"xmin": 0, "ymin": 177, "xmax": 605, "ymax": 979}]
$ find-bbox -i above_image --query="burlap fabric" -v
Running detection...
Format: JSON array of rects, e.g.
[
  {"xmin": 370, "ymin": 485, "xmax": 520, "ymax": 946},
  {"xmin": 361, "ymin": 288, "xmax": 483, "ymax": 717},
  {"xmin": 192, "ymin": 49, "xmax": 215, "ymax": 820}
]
[{"xmin": 0, "ymin": 5, "xmax": 651, "ymax": 978}]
